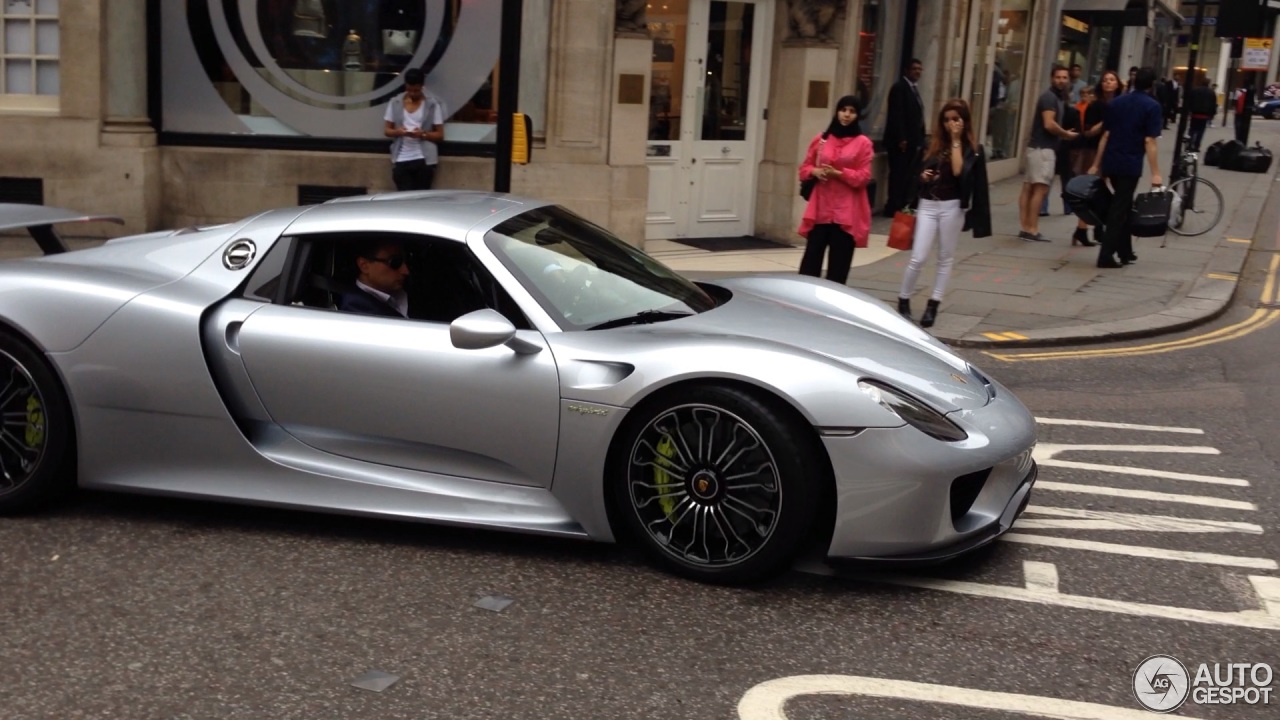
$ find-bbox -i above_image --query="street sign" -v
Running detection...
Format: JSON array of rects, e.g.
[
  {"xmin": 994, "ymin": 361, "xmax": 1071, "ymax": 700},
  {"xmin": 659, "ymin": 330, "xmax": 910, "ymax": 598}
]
[{"xmin": 1242, "ymin": 38, "xmax": 1273, "ymax": 71}]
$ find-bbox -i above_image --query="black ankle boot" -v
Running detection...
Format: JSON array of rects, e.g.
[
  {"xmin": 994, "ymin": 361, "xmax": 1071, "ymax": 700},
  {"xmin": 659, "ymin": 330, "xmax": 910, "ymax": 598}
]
[
  {"xmin": 920, "ymin": 299, "xmax": 940, "ymax": 328},
  {"xmin": 1072, "ymin": 228, "xmax": 1097, "ymax": 247},
  {"xmin": 897, "ymin": 297, "xmax": 912, "ymax": 320}
]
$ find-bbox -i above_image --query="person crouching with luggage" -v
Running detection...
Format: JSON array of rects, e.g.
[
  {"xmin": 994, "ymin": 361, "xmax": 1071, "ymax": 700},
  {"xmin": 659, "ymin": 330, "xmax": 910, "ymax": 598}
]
[
  {"xmin": 897, "ymin": 99, "xmax": 992, "ymax": 328},
  {"xmin": 1087, "ymin": 68, "xmax": 1163, "ymax": 268}
]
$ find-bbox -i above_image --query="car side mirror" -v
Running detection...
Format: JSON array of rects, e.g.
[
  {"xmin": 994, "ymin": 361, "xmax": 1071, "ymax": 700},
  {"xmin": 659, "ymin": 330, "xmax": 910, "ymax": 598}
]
[{"xmin": 449, "ymin": 309, "xmax": 541, "ymax": 354}]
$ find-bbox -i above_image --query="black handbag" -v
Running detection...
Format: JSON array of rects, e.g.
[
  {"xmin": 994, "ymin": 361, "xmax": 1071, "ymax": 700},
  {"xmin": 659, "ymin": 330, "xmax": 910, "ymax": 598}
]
[
  {"xmin": 1129, "ymin": 188, "xmax": 1172, "ymax": 238},
  {"xmin": 799, "ymin": 136, "xmax": 826, "ymax": 201},
  {"xmin": 799, "ymin": 177, "xmax": 817, "ymax": 200}
]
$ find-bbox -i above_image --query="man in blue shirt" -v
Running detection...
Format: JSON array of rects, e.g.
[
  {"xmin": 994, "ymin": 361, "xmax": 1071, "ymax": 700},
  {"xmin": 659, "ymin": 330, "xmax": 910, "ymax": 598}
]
[{"xmin": 1088, "ymin": 67, "xmax": 1164, "ymax": 268}]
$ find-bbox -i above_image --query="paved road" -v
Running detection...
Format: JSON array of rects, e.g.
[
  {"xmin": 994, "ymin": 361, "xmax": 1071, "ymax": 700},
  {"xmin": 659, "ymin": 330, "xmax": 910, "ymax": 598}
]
[{"xmin": 4, "ymin": 217, "xmax": 1280, "ymax": 720}]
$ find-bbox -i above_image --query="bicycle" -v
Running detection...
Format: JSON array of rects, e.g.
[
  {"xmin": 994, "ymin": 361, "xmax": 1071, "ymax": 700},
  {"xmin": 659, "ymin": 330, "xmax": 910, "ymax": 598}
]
[{"xmin": 1166, "ymin": 136, "xmax": 1224, "ymax": 237}]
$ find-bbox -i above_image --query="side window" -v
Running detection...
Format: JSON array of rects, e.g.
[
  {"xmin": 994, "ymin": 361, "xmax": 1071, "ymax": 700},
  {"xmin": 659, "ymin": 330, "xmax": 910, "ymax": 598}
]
[
  {"xmin": 273, "ymin": 231, "xmax": 531, "ymax": 330},
  {"xmin": 240, "ymin": 237, "xmax": 292, "ymax": 302}
]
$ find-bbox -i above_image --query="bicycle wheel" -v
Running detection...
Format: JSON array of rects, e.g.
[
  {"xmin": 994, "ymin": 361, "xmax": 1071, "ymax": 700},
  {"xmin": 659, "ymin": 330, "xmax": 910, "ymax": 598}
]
[{"xmin": 1167, "ymin": 176, "xmax": 1223, "ymax": 237}]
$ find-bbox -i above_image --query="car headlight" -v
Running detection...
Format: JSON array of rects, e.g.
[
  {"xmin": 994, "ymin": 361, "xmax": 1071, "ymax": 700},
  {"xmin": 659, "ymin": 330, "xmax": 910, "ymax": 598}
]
[{"xmin": 858, "ymin": 379, "xmax": 968, "ymax": 442}]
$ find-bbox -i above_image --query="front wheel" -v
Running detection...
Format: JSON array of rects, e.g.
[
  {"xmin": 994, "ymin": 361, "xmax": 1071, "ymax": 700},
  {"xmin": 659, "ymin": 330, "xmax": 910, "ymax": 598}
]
[
  {"xmin": 610, "ymin": 385, "xmax": 825, "ymax": 585},
  {"xmin": 1167, "ymin": 175, "xmax": 1224, "ymax": 237},
  {"xmin": 0, "ymin": 331, "xmax": 75, "ymax": 513}
]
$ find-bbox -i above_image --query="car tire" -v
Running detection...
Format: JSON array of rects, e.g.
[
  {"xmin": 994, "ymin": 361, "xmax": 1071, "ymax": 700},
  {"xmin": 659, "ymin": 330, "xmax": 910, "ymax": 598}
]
[
  {"xmin": 1271, "ymin": 108, "xmax": 1280, "ymax": 120},
  {"xmin": 0, "ymin": 330, "xmax": 75, "ymax": 514},
  {"xmin": 609, "ymin": 384, "xmax": 824, "ymax": 585}
]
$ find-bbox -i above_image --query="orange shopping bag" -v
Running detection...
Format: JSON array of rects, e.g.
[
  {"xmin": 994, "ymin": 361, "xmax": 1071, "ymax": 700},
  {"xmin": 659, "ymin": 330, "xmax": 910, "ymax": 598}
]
[{"xmin": 887, "ymin": 210, "xmax": 915, "ymax": 251}]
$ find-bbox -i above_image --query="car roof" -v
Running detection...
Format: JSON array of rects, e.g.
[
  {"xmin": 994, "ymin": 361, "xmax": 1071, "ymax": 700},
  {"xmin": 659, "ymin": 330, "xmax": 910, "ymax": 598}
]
[{"xmin": 282, "ymin": 190, "xmax": 554, "ymax": 241}]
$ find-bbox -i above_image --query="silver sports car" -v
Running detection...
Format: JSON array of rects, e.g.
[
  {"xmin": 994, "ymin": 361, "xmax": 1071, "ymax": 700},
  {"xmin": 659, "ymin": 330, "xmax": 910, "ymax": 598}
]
[{"xmin": 0, "ymin": 193, "xmax": 1036, "ymax": 584}]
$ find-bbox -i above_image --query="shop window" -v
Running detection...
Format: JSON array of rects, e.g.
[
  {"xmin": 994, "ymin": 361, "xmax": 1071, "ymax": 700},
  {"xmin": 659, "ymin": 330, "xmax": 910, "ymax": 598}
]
[
  {"xmin": 987, "ymin": 0, "xmax": 1031, "ymax": 162},
  {"xmin": 855, "ymin": 0, "xmax": 907, "ymax": 144},
  {"xmin": 165, "ymin": 1, "xmax": 502, "ymax": 149},
  {"xmin": 0, "ymin": 0, "xmax": 59, "ymax": 112}
]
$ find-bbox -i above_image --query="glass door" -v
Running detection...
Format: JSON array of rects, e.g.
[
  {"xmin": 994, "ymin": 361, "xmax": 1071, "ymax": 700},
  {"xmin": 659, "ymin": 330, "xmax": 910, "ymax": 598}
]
[{"xmin": 646, "ymin": 0, "xmax": 771, "ymax": 240}]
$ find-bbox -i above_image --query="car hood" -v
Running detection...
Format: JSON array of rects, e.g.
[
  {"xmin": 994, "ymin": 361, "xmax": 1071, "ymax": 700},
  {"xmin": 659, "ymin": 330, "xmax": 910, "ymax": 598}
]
[{"xmin": 657, "ymin": 275, "xmax": 991, "ymax": 412}]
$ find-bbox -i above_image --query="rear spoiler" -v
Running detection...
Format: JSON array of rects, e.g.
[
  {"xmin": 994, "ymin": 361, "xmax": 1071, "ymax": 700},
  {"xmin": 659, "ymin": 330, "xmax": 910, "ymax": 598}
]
[{"xmin": 0, "ymin": 203, "xmax": 125, "ymax": 255}]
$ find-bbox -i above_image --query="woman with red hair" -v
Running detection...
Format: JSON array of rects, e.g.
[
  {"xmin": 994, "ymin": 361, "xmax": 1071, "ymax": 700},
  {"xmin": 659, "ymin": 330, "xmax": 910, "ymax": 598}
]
[{"xmin": 897, "ymin": 99, "xmax": 992, "ymax": 328}]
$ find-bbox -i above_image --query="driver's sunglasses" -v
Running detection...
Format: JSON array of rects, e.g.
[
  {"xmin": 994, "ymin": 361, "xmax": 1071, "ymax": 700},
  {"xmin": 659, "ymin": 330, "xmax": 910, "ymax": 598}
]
[{"xmin": 369, "ymin": 254, "xmax": 406, "ymax": 270}]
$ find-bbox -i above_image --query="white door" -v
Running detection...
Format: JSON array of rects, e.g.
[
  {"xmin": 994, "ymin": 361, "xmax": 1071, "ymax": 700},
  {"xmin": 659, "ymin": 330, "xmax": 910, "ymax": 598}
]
[{"xmin": 646, "ymin": 0, "xmax": 772, "ymax": 241}]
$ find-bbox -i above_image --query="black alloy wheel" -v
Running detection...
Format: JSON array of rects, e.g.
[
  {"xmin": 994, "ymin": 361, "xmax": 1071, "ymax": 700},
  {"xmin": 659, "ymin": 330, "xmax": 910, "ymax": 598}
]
[
  {"xmin": 612, "ymin": 385, "xmax": 823, "ymax": 584},
  {"xmin": 0, "ymin": 331, "xmax": 74, "ymax": 512}
]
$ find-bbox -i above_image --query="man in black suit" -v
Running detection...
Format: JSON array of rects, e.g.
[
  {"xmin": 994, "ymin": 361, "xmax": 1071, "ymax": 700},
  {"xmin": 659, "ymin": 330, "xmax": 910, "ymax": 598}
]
[
  {"xmin": 337, "ymin": 240, "xmax": 411, "ymax": 317},
  {"xmin": 883, "ymin": 58, "xmax": 926, "ymax": 217}
]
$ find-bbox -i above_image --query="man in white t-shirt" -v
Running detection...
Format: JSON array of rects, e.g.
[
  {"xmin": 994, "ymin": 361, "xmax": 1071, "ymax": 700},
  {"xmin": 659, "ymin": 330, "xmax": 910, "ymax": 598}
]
[{"xmin": 383, "ymin": 67, "xmax": 446, "ymax": 190}]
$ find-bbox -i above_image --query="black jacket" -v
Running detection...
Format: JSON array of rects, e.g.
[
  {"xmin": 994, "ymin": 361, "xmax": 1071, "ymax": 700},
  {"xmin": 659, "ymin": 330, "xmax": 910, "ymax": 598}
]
[
  {"xmin": 337, "ymin": 288, "xmax": 405, "ymax": 318},
  {"xmin": 884, "ymin": 77, "xmax": 926, "ymax": 151},
  {"xmin": 907, "ymin": 144, "xmax": 992, "ymax": 238},
  {"xmin": 1188, "ymin": 86, "xmax": 1218, "ymax": 116}
]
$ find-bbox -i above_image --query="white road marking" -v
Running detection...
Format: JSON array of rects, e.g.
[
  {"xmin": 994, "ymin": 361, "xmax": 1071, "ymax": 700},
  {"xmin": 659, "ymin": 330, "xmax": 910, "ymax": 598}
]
[
  {"xmin": 1036, "ymin": 481, "xmax": 1257, "ymax": 510},
  {"xmin": 1033, "ymin": 443, "xmax": 1247, "ymax": 487},
  {"xmin": 1034, "ymin": 417, "xmax": 1204, "ymax": 434},
  {"xmin": 1037, "ymin": 443, "xmax": 1219, "ymax": 455},
  {"xmin": 737, "ymin": 675, "xmax": 1205, "ymax": 720},
  {"xmin": 1022, "ymin": 561, "xmax": 1059, "ymax": 593},
  {"xmin": 1251, "ymin": 576, "xmax": 1280, "ymax": 616},
  {"xmin": 851, "ymin": 572, "xmax": 1280, "ymax": 631},
  {"xmin": 1037, "ymin": 459, "xmax": 1249, "ymax": 487},
  {"xmin": 1002, "ymin": 533, "xmax": 1278, "ymax": 570},
  {"xmin": 1019, "ymin": 506, "xmax": 1263, "ymax": 534}
]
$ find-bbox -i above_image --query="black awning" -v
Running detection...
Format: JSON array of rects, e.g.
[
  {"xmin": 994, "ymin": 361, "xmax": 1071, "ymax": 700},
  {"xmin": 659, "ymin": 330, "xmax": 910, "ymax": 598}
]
[{"xmin": 1063, "ymin": 0, "xmax": 1149, "ymax": 26}]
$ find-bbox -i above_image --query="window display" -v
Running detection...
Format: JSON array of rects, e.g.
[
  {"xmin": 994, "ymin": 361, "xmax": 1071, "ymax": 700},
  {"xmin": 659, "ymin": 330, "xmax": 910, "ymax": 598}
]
[
  {"xmin": 987, "ymin": 0, "xmax": 1031, "ymax": 161},
  {"xmin": 163, "ymin": 1, "xmax": 501, "ymax": 145},
  {"xmin": 855, "ymin": 0, "xmax": 906, "ymax": 144}
]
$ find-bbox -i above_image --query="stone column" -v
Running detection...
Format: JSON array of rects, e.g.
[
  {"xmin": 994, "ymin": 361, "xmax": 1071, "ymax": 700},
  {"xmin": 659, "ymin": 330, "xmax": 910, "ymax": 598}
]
[
  {"xmin": 756, "ymin": 1, "xmax": 841, "ymax": 243},
  {"xmin": 1215, "ymin": 40, "xmax": 1232, "ymax": 106},
  {"xmin": 102, "ymin": 0, "xmax": 154, "ymax": 142},
  {"xmin": 610, "ymin": 2, "xmax": 652, "ymax": 246},
  {"xmin": 1268, "ymin": 24, "xmax": 1280, "ymax": 86},
  {"xmin": 519, "ymin": 0, "xmax": 552, "ymax": 138}
]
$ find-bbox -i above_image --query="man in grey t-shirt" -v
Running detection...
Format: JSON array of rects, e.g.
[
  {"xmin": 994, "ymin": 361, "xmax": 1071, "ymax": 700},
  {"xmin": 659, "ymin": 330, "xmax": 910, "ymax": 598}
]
[{"xmin": 1017, "ymin": 65, "xmax": 1079, "ymax": 242}]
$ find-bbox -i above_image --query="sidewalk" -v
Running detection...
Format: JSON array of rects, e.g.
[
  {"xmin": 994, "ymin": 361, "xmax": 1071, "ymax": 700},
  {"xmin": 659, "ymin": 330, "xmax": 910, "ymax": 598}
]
[{"xmin": 653, "ymin": 120, "xmax": 1279, "ymax": 347}]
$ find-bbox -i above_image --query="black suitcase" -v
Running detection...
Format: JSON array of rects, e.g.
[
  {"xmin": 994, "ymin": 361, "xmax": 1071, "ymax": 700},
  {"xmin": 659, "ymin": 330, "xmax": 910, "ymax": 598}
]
[
  {"xmin": 1129, "ymin": 189, "xmax": 1173, "ymax": 238},
  {"xmin": 1218, "ymin": 139, "xmax": 1245, "ymax": 170},
  {"xmin": 1204, "ymin": 140, "xmax": 1225, "ymax": 166},
  {"xmin": 1235, "ymin": 144, "xmax": 1273, "ymax": 173}
]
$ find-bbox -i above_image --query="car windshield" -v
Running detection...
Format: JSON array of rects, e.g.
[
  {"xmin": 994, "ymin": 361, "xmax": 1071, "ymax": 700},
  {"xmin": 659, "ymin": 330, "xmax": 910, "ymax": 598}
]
[{"xmin": 484, "ymin": 205, "xmax": 718, "ymax": 330}]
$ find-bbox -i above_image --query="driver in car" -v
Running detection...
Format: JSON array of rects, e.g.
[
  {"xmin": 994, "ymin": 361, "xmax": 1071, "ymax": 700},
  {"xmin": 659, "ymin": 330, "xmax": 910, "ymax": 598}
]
[{"xmin": 338, "ymin": 240, "xmax": 410, "ymax": 318}]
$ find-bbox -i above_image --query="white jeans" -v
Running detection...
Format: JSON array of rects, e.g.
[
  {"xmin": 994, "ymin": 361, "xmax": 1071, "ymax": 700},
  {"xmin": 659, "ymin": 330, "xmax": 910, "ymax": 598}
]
[{"xmin": 899, "ymin": 198, "xmax": 963, "ymax": 301}]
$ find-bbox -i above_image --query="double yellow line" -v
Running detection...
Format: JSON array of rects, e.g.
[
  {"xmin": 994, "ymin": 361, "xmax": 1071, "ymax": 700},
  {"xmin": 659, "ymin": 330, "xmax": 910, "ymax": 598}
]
[{"xmin": 985, "ymin": 254, "xmax": 1280, "ymax": 362}]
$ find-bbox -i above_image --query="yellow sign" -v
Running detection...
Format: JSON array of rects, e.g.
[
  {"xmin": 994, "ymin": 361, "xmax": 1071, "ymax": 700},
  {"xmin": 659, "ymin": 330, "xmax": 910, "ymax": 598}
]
[
  {"xmin": 512, "ymin": 112, "xmax": 529, "ymax": 165},
  {"xmin": 1243, "ymin": 38, "xmax": 1273, "ymax": 71}
]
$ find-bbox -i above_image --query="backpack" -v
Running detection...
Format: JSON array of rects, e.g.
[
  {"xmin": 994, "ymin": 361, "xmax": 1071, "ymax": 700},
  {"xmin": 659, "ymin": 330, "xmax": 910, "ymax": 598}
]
[
  {"xmin": 1204, "ymin": 140, "xmax": 1225, "ymax": 167},
  {"xmin": 1218, "ymin": 139, "xmax": 1245, "ymax": 170}
]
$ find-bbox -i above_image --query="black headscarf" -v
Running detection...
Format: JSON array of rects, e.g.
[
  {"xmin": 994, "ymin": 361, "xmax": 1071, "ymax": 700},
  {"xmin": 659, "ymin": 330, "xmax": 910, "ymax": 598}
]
[{"xmin": 824, "ymin": 95, "xmax": 864, "ymax": 138}]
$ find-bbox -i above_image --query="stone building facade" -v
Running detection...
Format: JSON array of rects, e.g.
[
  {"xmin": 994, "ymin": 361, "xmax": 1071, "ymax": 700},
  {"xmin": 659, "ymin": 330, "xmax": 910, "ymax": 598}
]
[{"xmin": 1, "ymin": 0, "xmax": 1078, "ymax": 249}]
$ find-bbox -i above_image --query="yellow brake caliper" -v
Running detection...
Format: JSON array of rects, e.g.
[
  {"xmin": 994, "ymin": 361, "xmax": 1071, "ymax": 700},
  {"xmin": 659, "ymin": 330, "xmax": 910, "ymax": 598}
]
[
  {"xmin": 25, "ymin": 394, "xmax": 44, "ymax": 449},
  {"xmin": 654, "ymin": 435, "xmax": 677, "ymax": 519}
]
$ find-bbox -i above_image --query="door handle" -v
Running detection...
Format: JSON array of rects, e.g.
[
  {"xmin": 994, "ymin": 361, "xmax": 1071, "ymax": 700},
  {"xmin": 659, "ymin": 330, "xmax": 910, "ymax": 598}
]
[
  {"xmin": 225, "ymin": 321, "xmax": 242, "ymax": 354},
  {"xmin": 721, "ymin": 147, "xmax": 730, "ymax": 154}
]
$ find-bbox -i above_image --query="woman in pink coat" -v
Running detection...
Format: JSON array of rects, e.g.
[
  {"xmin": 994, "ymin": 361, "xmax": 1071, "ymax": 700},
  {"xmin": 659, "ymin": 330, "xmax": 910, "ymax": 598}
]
[{"xmin": 797, "ymin": 95, "xmax": 875, "ymax": 285}]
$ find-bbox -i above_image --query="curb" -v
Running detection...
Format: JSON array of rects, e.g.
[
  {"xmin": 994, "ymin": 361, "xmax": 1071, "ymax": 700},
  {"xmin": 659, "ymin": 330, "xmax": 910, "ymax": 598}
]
[{"xmin": 939, "ymin": 167, "xmax": 1277, "ymax": 350}]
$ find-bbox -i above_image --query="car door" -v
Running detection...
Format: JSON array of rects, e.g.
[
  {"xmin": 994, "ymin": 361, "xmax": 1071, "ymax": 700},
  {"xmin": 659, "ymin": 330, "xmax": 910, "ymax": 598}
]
[{"xmin": 230, "ymin": 234, "xmax": 561, "ymax": 488}]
